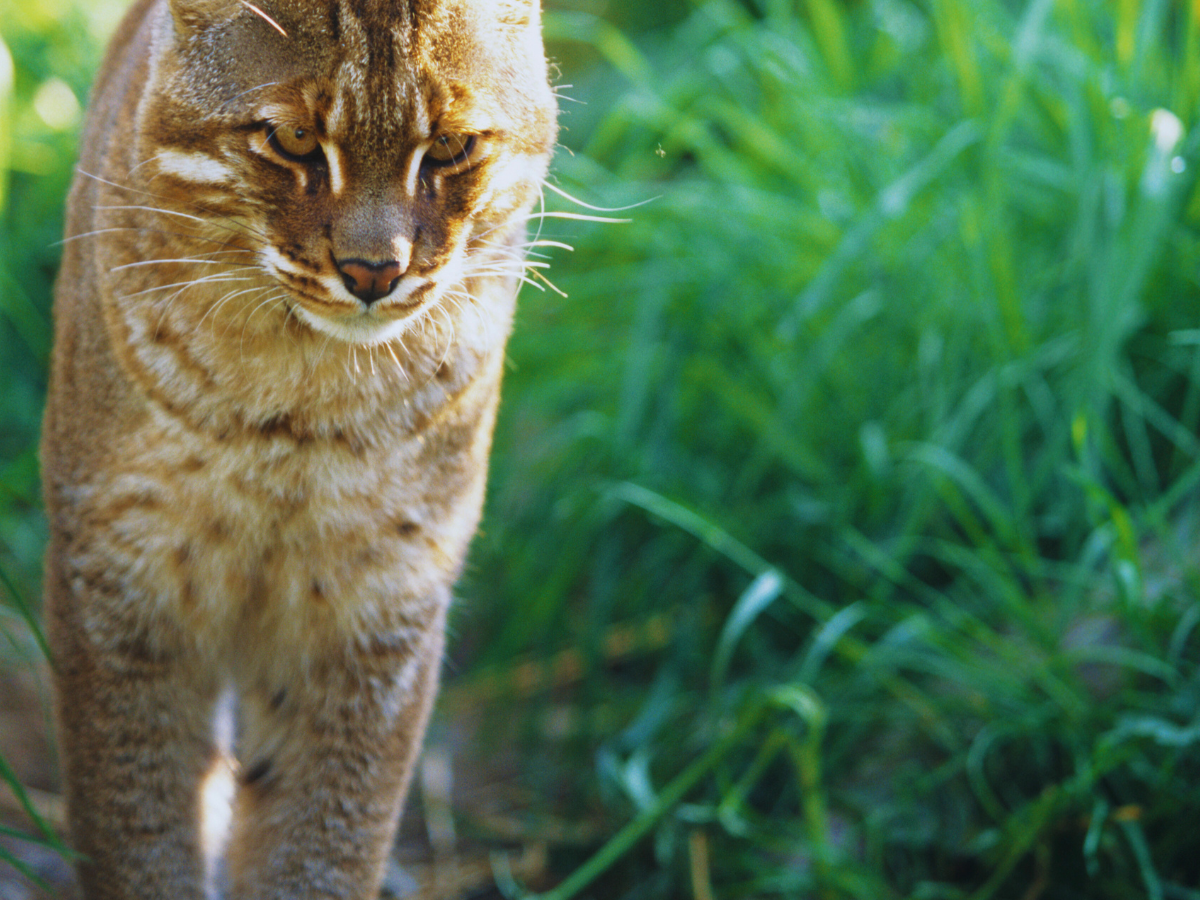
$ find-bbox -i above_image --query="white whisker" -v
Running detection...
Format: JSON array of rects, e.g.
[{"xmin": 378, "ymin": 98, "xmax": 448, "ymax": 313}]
[
  {"xmin": 112, "ymin": 257, "xmax": 242, "ymax": 272},
  {"xmin": 382, "ymin": 340, "xmax": 408, "ymax": 382},
  {"xmin": 95, "ymin": 204, "xmax": 210, "ymax": 225},
  {"xmin": 522, "ymin": 239, "xmax": 575, "ymax": 252},
  {"xmin": 126, "ymin": 275, "xmax": 253, "ymax": 299},
  {"xmin": 80, "ymin": 169, "xmax": 270, "ymax": 241},
  {"xmin": 95, "ymin": 204, "xmax": 267, "ymax": 245},
  {"xmin": 541, "ymin": 180, "xmax": 655, "ymax": 213},
  {"xmin": 57, "ymin": 226, "xmax": 259, "ymax": 253},
  {"xmin": 198, "ymin": 284, "xmax": 268, "ymax": 332},
  {"xmin": 529, "ymin": 269, "xmax": 567, "ymax": 297},
  {"xmin": 517, "ymin": 210, "xmax": 632, "ymax": 224},
  {"xmin": 235, "ymin": 291, "xmax": 289, "ymax": 357}
]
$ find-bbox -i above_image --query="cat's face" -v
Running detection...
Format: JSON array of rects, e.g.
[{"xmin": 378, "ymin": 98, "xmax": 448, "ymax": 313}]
[{"xmin": 136, "ymin": 0, "xmax": 556, "ymax": 345}]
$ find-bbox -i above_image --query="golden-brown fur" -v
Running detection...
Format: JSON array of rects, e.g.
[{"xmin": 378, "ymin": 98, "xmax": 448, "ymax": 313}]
[{"xmin": 40, "ymin": 0, "xmax": 556, "ymax": 896}]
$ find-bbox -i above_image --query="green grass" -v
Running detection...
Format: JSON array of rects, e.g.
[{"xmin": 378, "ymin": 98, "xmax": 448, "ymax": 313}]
[
  {"xmin": 6, "ymin": 0, "xmax": 1200, "ymax": 897},
  {"xmin": 0, "ymin": 0, "xmax": 109, "ymax": 880},
  {"xmin": 0, "ymin": 0, "xmax": 116, "ymax": 603},
  {"xmin": 471, "ymin": 0, "xmax": 1200, "ymax": 896}
]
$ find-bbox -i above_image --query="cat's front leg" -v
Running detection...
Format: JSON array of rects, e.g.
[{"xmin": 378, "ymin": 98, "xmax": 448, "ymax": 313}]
[
  {"xmin": 45, "ymin": 558, "xmax": 222, "ymax": 900},
  {"xmin": 226, "ymin": 613, "xmax": 446, "ymax": 900}
]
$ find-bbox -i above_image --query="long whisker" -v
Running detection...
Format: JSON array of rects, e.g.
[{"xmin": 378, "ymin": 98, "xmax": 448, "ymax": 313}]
[
  {"xmin": 540, "ymin": 180, "xmax": 656, "ymax": 213},
  {"xmin": 94, "ymin": 204, "xmax": 212, "ymax": 226},
  {"xmin": 248, "ymin": 295, "xmax": 285, "ymax": 330},
  {"xmin": 142, "ymin": 269, "xmax": 260, "ymax": 336},
  {"xmin": 551, "ymin": 84, "xmax": 583, "ymax": 104},
  {"xmin": 377, "ymin": 339, "xmax": 406, "ymax": 382},
  {"xmin": 111, "ymin": 257, "xmax": 246, "ymax": 272},
  {"xmin": 59, "ymin": 229, "xmax": 241, "ymax": 251},
  {"xmin": 126, "ymin": 154, "xmax": 165, "ymax": 180},
  {"xmin": 472, "ymin": 236, "xmax": 574, "ymax": 257},
  {"xmin": 532, "ymin": 182, "xmax": 549, "ymax": 249},
  {"xmin": 199, "ymin": 284, "xmax": 268, "ymax": 333},
  {"xmin": 521, "ymin": 239, "xmax": 575, "ymax": 252},
  {"xmin": 93, "ymin": 204, "xmax": 269, "ymax": 249},
  {"xmin": 513, "ymin": 209, "xmax": 633, "ymax": 225},
  {"xmin": 57, "ymin": 227, "xmax": 259, "ymax": 254},
  {"xmin": 236, "ymin": 291, "xmax": 289, "ymax": 353},
  {"xmin": 93, "ymin": 202, "xmax": 267, "ymax": 246},
  {"xmin": 464, "ymin": 260, "xmax": 553, "ymax": 274},
  {"xmin": 127, "ymin": 275, "xmax": 254, "ymax": 300},
  {"xmin": 79, "ymin": 170, "xmax": 270, "ymax": 241},
  {"xmin": 461, "ymin": 258, "xmax": 551, "ymax": 290}
]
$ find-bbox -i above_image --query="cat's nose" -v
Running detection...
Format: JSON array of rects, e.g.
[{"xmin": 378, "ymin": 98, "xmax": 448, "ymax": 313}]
[{"xmin": 337, "ymin": 258, "xmax": 404, "ymax": 306}]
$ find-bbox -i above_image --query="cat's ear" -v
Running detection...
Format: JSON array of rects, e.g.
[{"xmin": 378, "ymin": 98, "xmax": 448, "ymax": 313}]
[{"xmin": 168, "ymin": 0, "xmax": 245, "ymax": 32}]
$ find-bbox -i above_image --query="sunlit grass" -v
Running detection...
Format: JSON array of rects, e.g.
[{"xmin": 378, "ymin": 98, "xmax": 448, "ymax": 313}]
[
  {"xmin": 0, "ymin": 0, "xmax": 114, "ymax": 880},
  {"xmin": 470, "ymin": 0, "xmax": 1200, "ymax": 896}
]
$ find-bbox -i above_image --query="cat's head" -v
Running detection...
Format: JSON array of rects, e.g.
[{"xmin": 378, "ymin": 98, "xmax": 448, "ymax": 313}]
[{"xmin": 134, "ymin": 0, "xmax": 557, "ymax": 345}]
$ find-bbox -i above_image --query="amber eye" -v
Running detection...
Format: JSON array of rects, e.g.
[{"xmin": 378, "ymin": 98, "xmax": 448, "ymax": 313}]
[
  {"xmin": 424, "ymin": 133, "xmax": 477, "ymax": 169},
  {"xmin": 267, "ymin": 125, "xmax": 322, "ymax": 162}
]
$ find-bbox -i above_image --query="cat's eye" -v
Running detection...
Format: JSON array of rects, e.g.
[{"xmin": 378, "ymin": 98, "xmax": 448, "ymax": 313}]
[
  {"xmin": 423, "ymin": 134, "xmax": 477, "ymax": 170},
  {"xmin": 267, "ymin": 125, "xmax": 323, "ymax": 162}
]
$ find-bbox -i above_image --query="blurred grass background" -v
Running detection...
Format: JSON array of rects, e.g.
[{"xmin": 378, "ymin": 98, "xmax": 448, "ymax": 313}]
[{"xmin": 6, "ymin": 0, "xmax": 1200, "ymax": 896}]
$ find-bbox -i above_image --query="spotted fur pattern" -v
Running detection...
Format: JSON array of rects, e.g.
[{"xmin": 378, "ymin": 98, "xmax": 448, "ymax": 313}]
[{"xmin": 40, "ymin": 0, "xmax": 556, "ymax": 896}]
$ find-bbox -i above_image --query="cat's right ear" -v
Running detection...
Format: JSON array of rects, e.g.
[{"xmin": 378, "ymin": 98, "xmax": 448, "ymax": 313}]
[{"xmin": 168, "ymin": 0, "xmax": 243, "ymax": 32}]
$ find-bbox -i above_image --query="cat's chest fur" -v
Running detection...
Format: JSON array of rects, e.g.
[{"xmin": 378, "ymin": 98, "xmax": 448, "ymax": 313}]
[{"xmin": 63, "ymin": 281, "xmax": 508, "ymax": 660}]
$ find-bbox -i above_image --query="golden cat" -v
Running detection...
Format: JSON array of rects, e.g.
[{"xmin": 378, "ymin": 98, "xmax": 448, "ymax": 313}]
[{"xmin": 39, "ymin": 0, "xmax": 556, "ymax": 896}]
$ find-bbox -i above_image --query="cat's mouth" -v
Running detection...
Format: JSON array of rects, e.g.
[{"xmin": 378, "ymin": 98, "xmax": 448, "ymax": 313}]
[
  {"xmin": 285, "ymin": 278, "xmax": 438, "ymax": 346},
  {"xmin": 256, "ymin": 243, "xmax": 449, "ymax": 345}
]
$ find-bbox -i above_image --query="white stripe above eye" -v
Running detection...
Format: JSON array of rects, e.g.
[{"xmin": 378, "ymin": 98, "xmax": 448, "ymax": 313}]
[
  {"xmin": 404, "ymin": 146, "xmax": 426, "ymax": 199},
  {"xmin": 153, "ymin": 149, "xmax": 235, "ymax": 185},
  {"xmin": 411, "ymin": 102, "xmax": 430, "ymax": 140},
  {"xmin": 326, "ymin": 143, "xmax": 346, "ymax": 196}
]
